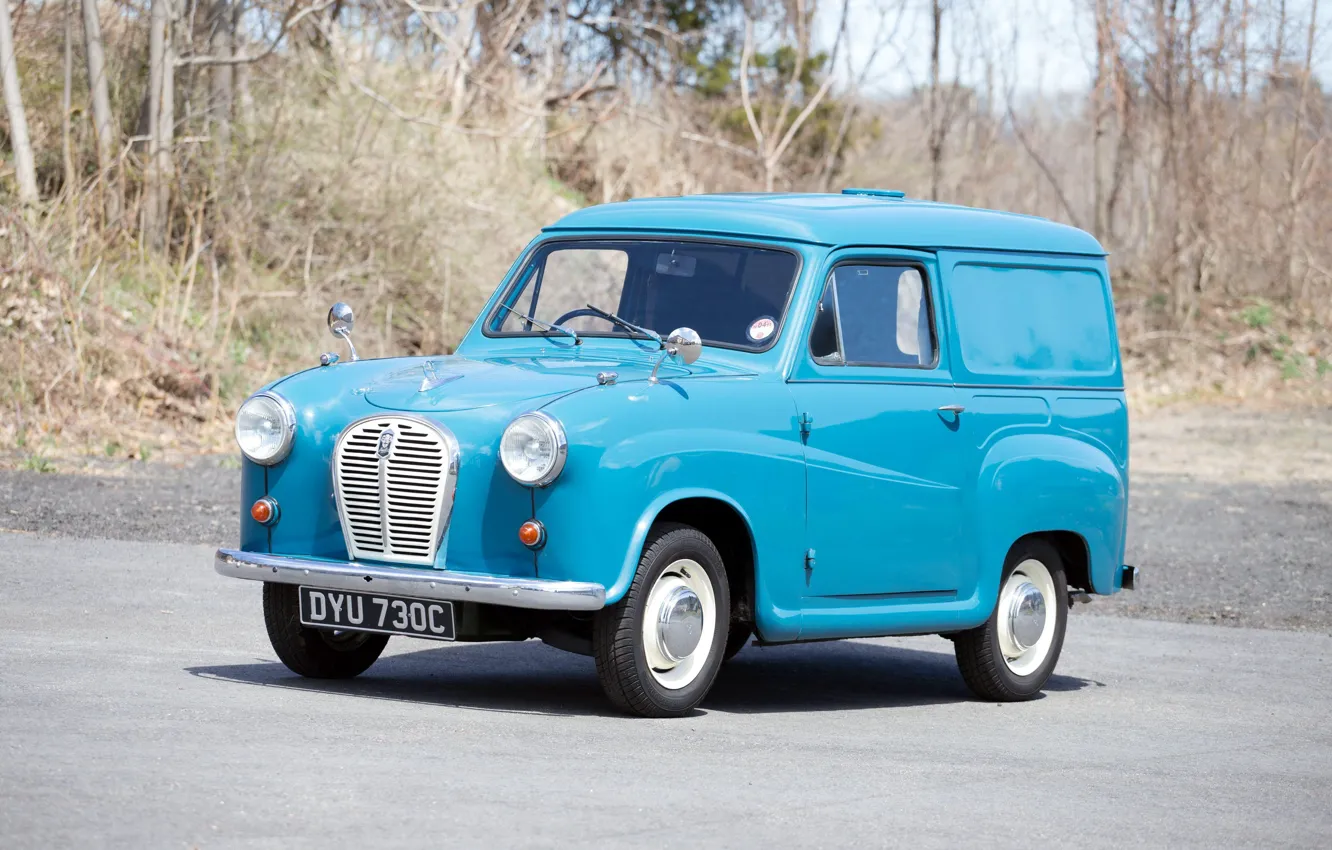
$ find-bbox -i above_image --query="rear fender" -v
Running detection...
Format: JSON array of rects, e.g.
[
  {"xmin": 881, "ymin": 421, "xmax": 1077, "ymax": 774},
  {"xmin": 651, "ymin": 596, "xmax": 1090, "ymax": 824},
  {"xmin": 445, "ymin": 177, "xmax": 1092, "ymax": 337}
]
[{"xmin": 974, "ymin": 433, "xmax": 1127, "ymax": 600}]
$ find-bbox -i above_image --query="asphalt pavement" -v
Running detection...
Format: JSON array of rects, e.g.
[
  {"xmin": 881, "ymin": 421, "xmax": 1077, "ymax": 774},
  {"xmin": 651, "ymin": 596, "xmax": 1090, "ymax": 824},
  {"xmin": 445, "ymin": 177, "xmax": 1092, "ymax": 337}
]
[
  {"xmin": 2, "ymin": 531, "xmax": 1330, "ymax": 848},
  {"xmin": 2, "ymin": 459, "xmax": 1329, "ymax": 631}
]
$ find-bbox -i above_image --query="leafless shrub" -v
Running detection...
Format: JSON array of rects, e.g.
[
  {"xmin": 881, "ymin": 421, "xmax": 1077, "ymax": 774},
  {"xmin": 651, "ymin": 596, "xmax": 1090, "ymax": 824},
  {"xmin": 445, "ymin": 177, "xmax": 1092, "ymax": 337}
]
[{"xmin": 0, "ymin": 0, "xmax": 1329, "ymax": 460}]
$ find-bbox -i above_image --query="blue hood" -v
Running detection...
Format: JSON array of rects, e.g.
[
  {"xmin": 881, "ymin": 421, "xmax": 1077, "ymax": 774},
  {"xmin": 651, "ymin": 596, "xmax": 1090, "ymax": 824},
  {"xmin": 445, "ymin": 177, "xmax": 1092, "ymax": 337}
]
[
  {"xmin": 274, "ymin": 348, "xmax": 754, "ymax": 414},
  {"xmin": 252, "ymin": 347, "xmax": 754, "ymax": 577}
]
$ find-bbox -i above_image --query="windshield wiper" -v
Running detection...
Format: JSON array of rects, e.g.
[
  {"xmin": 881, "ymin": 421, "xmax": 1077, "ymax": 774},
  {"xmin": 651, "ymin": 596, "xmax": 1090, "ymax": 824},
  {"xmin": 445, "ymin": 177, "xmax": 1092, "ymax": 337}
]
[
  {"xmin": 584, "ymin": 303, "xmax": 663, "ymax": 348},
  {"xmin": 499, "ymin": 304, "xmax": 580, "ymax": 345}
]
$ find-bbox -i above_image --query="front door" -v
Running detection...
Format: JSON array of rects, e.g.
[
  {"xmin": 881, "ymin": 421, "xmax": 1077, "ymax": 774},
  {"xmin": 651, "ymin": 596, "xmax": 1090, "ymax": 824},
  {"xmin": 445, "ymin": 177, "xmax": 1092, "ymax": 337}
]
[{"xmin": 786, "ymin": 254, "xmax": 969, "ymax": 600}]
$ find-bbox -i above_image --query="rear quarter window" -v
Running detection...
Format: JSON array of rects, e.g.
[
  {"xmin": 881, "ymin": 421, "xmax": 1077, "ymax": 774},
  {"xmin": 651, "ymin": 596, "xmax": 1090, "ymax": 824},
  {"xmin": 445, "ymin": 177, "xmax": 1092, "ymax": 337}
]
[{"xmin": 950, "ymin": 264, "xmax": 1116, "ymax": 377}]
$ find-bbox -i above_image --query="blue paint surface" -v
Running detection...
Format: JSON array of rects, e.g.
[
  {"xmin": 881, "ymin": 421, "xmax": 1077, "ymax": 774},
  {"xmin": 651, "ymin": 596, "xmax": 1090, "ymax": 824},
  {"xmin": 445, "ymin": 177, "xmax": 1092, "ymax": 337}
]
[
  {"xmin": 950, "ymin": 263, "xmax": 1118, "ymax": 379},
  {"xmin": 234, "ymin": 193, "xmax": 1129, "ymax": 643},
  {"xmin": 547, "ymin": 193, "xmax": 1106, "ymax": 255}
]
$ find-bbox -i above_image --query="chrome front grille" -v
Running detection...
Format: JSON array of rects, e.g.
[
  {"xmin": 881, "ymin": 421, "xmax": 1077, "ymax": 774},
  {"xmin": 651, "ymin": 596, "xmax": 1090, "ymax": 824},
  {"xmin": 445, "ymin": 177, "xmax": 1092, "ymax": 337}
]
[{"xmin": 332, "ymin": 416, "xmax": 458, "ymax": 566}]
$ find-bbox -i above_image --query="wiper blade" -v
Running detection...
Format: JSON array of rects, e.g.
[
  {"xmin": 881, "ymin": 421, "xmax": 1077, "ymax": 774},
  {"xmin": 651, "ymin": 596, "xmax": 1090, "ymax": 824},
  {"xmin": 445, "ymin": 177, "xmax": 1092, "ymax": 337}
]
[
  {"xmin": 584, "ymin": 303, "xmax": 663, "ymax": 348},
  {"xmin": 499, "ymin": 304, "xmax": 580, "ymax": 344}
]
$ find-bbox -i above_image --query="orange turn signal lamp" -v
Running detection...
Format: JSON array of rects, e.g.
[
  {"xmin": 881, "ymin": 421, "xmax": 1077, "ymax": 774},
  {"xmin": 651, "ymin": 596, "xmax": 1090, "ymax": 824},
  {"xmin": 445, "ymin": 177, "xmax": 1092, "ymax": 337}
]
[
  {"xmin": 518, "ymin": 519, "xmax": 546, "ymax": 550},
  {"xmin": 250, "ymin": 497, "xmax": 279, "ymax": 526}
]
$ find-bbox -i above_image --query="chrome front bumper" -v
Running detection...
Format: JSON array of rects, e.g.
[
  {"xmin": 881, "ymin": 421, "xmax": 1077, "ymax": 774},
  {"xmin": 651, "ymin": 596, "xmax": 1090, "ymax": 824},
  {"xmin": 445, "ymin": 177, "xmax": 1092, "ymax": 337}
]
[{"xmin": 214, "ymin": 548, "xmax": 606, "ymax": 611}]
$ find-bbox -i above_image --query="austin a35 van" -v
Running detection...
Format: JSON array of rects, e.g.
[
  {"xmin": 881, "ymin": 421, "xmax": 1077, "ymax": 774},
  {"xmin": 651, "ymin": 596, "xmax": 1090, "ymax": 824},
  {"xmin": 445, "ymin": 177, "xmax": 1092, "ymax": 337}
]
[{"xmin": 216, "ymin": 190, "xmax": 1138, "ymax": 717}]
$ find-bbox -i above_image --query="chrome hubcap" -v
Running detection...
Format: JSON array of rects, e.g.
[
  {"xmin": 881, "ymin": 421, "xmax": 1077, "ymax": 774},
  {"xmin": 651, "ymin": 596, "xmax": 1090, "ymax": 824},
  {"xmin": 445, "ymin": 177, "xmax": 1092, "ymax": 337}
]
[
  {"xmin": 640, "ymin": 559, "xmax": 717, "ymax": 690},
  {"xmin": 657, "ymin": 586, "xmax": 704, "ymax": 661},
  {"xmin": 996, "ymin": 558, "xmax": 1057, "ymax": 676},
  {"xmin": 1006, "ymin": 582, "xmax": 1047, "ymax": 651}
]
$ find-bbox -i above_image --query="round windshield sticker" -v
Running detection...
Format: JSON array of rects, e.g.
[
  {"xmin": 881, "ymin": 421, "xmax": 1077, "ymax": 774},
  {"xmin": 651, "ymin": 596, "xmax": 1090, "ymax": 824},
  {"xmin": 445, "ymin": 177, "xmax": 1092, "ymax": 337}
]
[{"xmin": 747, "ymin": 316, "xmax": 776, "ymax": 343}]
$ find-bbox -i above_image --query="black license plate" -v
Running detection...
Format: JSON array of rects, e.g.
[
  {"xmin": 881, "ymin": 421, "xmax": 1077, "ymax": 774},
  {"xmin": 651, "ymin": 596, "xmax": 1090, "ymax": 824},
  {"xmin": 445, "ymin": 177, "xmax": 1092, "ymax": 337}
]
[{"xmin": 299, "ymin": 586, "xmax": 456, "ymax": 641}]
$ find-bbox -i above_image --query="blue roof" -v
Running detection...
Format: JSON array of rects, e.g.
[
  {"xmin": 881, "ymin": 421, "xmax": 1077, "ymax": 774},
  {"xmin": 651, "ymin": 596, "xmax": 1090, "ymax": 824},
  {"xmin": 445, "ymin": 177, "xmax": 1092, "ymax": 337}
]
[{"xmin": 545, "ymin": 192, "xmax": 1106, "ymax": 256}]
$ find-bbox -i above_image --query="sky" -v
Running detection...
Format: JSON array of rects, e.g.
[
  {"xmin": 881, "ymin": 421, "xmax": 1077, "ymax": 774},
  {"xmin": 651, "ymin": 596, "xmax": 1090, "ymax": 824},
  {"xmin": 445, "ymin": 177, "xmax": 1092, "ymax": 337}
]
[{"xmin": 816, "ymin": 0, "xmax": 1332, "ymax": 101}]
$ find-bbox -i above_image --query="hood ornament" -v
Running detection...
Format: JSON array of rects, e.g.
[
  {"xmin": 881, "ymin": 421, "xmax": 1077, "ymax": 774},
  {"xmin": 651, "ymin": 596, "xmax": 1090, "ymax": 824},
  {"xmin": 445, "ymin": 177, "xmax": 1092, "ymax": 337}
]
[{"xmin": 419, "ymin": 360, "xmax": 462, "ymax": 393}]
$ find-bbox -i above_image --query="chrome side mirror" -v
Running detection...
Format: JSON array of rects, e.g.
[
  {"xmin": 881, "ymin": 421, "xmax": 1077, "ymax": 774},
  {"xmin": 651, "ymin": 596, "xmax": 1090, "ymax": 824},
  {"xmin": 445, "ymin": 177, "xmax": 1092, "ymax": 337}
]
[
  {"xmin": 649, "ymin": 327, "xmax": 702, "ymax": 383},
  {"xmin": 327, "ymin": 302, "xmax": 359, "ymax": 362}
]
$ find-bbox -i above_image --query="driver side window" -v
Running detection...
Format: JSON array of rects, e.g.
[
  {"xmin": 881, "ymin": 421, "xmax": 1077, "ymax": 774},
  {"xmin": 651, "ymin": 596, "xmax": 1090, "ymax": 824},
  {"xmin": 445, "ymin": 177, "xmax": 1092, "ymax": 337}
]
[
  {"xmin": 498, "ymin": 248, "xmax": 629, "ymax": 333},
  {"xmin": 809, "ymin": 263, "xmax": 936, "ymax": 368}
]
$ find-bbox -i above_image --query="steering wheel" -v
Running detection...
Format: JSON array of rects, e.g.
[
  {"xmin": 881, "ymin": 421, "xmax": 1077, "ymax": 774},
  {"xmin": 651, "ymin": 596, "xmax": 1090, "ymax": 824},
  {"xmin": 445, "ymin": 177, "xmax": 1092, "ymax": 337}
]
[{"xmin": 551, "ymin": 307, "xmax": 605, "ymax": 327}]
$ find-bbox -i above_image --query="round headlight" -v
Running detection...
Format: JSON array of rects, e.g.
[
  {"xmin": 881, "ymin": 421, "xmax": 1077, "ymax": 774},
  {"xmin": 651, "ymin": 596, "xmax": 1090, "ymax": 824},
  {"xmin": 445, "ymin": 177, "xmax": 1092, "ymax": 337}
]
[
  {"xmin": 500, "ymin": 412, "xmax": 567, "ymax": 487},
  {"xmin": 235, "ymin": 392, "xmax": 296, "ymax": 465}
]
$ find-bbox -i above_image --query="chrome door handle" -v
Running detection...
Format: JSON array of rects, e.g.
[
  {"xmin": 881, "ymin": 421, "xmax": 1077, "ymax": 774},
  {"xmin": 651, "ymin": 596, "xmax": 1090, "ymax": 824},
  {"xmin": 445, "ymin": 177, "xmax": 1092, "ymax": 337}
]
[{"xmin": 937, "ymin": 404, "xmax": 965, "ymax": 414}]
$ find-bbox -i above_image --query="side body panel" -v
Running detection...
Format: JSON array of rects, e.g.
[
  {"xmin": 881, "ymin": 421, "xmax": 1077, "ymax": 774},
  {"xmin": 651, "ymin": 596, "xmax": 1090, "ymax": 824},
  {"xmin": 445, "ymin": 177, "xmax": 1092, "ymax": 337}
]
[
  {"xmin": 939, "ymin": 250, "xmax": 1129, "ymax": 597},
  {"xmin": 784, "ymin": 248, "xmax": 979, "ymax": 638}
]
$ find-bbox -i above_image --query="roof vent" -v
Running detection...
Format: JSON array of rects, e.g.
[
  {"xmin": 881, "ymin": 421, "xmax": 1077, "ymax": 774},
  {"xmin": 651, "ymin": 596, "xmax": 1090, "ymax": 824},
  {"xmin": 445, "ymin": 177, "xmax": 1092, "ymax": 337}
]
[{"xmin": 842, "ymin": 188, "xmax": 906, "ymax": 199}]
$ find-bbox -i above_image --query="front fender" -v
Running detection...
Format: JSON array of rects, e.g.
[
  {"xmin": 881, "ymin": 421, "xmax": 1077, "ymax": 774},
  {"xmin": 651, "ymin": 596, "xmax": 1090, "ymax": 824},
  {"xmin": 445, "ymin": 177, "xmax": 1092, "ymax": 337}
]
[
  {"xmin": 974, "ymin": 432, "xmax": 1128, "ymax": 600},
  {"xmin": 531, "ymin": 377, "xmax": 806, "ymax": 641}
]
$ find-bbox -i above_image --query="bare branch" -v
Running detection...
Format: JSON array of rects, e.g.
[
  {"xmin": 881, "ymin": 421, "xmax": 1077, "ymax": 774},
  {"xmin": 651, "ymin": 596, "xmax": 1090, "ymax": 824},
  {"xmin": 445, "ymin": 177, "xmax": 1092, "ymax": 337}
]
[
  {"xmin": 175, "ymin": 0, "xmax": 337, "ymax": 67},
  {"xmin": 739, "ymin": 19, "xmax": 764, "ymax": 150}
]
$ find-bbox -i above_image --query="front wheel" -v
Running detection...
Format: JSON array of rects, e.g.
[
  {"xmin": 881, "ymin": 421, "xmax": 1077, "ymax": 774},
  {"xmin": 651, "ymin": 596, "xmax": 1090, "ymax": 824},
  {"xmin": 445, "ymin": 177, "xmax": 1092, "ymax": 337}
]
[
  {"xmin": 592, "ymin": 523, "xmax": 730, "ymax": 717},
  {"xmin": 954, "ymin": 539, "xmax": 1068, "ymax": 701},
  {"xmin": 263, "ymin": 583, "xmax": 389, "ymax": 678}
]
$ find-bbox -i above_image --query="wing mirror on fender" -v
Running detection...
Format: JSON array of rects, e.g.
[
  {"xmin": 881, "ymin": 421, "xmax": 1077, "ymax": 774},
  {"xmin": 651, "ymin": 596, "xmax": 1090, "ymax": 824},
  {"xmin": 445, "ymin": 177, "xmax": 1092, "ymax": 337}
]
[
  {"xmin": 324, "ymin": 302, "xmax": 359, "ymax": 363},
  {"xmin": 649, "ymin": 327, "xmax": 702, "ymax": 384}
]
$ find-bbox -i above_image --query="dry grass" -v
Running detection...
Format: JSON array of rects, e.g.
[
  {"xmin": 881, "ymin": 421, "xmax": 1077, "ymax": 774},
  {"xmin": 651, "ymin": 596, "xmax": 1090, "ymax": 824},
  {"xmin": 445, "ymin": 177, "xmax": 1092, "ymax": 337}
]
[
  {"xmin": 1, "ymin": 66, "xmax": 575, "ymax": 465},
  {"xmin": 4, "ymin": 2, "xmax": 1331, "ymax": 470}
]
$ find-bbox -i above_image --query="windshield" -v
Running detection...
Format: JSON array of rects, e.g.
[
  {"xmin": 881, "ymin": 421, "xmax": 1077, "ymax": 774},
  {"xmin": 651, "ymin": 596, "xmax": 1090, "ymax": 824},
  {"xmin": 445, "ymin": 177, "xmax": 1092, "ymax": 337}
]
[{"xmin": 487, "ymin": 240, "xmax": 800, "ymax": 350}]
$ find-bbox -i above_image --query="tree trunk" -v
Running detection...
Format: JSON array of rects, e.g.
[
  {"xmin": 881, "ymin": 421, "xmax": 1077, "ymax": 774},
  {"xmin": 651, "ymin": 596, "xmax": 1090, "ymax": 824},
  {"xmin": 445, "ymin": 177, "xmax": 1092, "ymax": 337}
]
[
  {"xmin": 1092, "ymin": 0, "xmax": 1112, "ymax": 239},
  {"xmin": 81, "ymin": 0, "xmax": 118, "ymax": 220},
  {"xmin": 145, "ymin": 0, "xmax": 174, "ymax": 247},
  {"xmin": 450, "ymin": 1, "xmax": 476, "ymax": 124},
  {"xmin": 63, "ymin": 0, "xmax": 75, "ymax": 195},
  {"xmin": 0, "ymin": 0, "xmax": 39, "ymax": 204},
  {"xmin": 208, "ymin": 0, "xmax": 233, "ymax": 167},
  {"xmin": 927, "ymin": 0, "xmax": 944, "ymax": 201},
  {"xmin": 232, "ymin": 0, "xmax": 253, "ymax": 127}
]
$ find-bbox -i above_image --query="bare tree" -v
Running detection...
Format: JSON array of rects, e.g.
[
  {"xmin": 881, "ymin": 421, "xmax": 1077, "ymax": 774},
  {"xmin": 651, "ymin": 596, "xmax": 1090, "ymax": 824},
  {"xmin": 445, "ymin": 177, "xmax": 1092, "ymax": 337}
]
[
  {"xmin": 739, "ymin": 0, "xmax": 852, "ymax": 192},
  {"xmin": 1283, "ymin": 0, "xmax": 1320, "ymax": 299},
  {"xmin": 63, "ymin": 0, "xmax": 76, "ymax": 195},
  {"xmin": 81, "ymin": 0, "xmax": 118, "ymax": 219},
  {"xmin": 815, "ymin": 0, "xmax": 910, "ymax": 191},
  {"xmin": 926, "ymin": 0, "xmax": 946, "ymax": 200},
  {"xmin": 145, "ymin": 0, "xmax": 175, "ymax": 246},
  {"xmin": 208, "ymin": 0, "xmax": 234, "ymax": 164},
  {"xmin": 0, "ymin": 0, "xmax": 39, "ymax": 203}
]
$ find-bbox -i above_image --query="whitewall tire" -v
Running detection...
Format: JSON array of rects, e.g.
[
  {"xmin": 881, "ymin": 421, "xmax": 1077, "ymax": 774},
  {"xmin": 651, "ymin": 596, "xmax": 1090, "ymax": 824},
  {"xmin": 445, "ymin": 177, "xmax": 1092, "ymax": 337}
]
[
  {"xmin": 593, "ymin": 523, "xmax": 730, "ymax": 717},
  {"xmin": 954, "ymin": 539, "xmax": 1069, "ymax": 701}
]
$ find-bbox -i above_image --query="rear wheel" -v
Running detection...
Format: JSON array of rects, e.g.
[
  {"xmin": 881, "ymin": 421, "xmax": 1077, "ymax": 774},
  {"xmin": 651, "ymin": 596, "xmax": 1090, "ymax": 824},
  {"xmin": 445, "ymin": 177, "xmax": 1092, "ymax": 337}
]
[
  {"xmin": 593, "ymin": 523, "xmax": 730, "ymax": 717},
  {"xmin": 263, "ymin": 583, "xmax": 389, "ymax": 678},
  {"xmin": 954, "ymin": 539, "xmax": 1068, "ymax": 701}
]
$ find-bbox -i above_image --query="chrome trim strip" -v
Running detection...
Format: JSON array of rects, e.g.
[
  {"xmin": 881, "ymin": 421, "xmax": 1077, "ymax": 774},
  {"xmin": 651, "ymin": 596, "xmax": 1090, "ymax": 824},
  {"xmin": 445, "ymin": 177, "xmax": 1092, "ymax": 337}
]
[{"xmin": 215, "ymin": 549, "xmax": 606, "ymax": 611}]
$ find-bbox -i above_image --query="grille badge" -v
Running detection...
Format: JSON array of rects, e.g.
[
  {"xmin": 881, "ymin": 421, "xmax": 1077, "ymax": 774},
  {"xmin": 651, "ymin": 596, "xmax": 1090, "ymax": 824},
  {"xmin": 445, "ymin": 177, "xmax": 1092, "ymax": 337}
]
[{"xmin": 376, "ymin": 428, "xmax": 395, "ymax": 458}]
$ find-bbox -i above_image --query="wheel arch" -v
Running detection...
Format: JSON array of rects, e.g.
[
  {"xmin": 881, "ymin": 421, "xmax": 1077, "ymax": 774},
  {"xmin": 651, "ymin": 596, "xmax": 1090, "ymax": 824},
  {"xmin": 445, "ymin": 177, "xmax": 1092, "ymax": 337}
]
[
  {"xmin": 1008, "ymin": 530, "xmax": 1091, "ymax": 592},
  {"xmin": 608, "ymin": 488, "xmax": 757, "ymax": 614},
  {"xmin": 654, "ymin": 496, "xmax": 757, "ymax": 629}
]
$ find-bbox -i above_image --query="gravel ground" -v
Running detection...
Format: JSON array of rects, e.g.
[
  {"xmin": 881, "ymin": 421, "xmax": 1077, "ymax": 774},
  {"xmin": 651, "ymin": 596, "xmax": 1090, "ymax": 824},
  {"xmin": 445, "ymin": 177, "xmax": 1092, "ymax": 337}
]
[{"xmin": 2, "ymin": 406, "xmax": 1329, "ymax": 632}]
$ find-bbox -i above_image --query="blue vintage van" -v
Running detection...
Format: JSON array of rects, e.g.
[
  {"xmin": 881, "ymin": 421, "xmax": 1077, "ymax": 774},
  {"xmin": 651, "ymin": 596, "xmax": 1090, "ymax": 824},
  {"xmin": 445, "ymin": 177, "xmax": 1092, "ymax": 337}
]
[{"xmin": 216, "ymin": 190, "xmax": 1137, "ymax": 717}]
